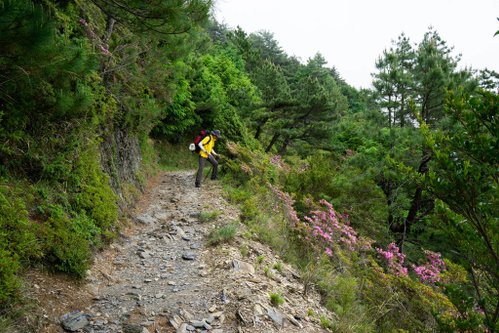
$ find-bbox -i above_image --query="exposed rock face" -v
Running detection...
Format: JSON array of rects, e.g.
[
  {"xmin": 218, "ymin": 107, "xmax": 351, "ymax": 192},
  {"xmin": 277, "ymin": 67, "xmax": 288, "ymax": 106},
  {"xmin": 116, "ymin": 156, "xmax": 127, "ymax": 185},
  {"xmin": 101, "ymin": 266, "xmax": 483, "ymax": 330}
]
[{"xmin": 99, "ymin": 126, "xmax": 143, "ymax": 207}]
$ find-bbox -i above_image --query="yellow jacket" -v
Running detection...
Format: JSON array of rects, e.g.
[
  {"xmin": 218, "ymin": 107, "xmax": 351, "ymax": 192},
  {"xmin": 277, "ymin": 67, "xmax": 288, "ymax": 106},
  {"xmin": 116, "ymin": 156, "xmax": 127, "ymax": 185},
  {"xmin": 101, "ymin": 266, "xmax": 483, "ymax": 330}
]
[{"xmin": 199, "ymin": 134, "xmax": 216, "ymax": 158}]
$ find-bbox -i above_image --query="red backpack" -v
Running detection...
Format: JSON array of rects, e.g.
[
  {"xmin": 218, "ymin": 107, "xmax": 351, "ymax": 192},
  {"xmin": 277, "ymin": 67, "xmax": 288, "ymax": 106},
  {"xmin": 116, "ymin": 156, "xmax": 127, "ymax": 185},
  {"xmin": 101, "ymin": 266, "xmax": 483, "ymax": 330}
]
[{"xmin": 192, "ymin": 130, "xmax": 211, "ymax": 153}]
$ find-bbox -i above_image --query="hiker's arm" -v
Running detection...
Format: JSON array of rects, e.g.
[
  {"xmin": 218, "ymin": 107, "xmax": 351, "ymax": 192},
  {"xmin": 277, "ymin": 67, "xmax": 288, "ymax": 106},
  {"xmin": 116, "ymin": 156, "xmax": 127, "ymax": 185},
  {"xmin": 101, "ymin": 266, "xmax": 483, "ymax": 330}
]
[
  {"xmin": 211, "ymin": 149, "xmax": 218, "ymax": 157},
  {"xmin": 198, "ymin": 141, "xmax": 208, "ymax": 154}
]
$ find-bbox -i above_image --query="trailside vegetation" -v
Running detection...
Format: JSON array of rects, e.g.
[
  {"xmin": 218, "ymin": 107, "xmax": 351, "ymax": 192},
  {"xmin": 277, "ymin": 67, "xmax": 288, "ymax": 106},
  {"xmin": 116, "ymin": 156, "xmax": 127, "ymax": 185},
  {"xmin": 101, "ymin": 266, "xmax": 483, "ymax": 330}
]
[{"xmin": 0, "ymin": 1, "xmax": 497, "ymax": 332}]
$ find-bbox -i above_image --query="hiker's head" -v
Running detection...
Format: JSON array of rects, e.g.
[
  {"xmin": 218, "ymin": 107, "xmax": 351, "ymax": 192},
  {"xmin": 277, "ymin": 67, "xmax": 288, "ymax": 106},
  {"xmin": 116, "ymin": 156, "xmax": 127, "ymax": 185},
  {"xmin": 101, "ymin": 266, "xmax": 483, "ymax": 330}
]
[{"xmin": 212, "ymin": 130, "xmax": 221, "ymax": 140}]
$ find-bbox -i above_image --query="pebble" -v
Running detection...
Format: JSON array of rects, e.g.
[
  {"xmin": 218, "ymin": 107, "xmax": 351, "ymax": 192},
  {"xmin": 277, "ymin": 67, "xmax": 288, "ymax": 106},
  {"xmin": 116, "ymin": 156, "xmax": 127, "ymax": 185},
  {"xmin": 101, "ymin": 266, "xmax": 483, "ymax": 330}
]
[{"xmin": 182, "ymin": 253, "xmax": 197, "ymax": 261}]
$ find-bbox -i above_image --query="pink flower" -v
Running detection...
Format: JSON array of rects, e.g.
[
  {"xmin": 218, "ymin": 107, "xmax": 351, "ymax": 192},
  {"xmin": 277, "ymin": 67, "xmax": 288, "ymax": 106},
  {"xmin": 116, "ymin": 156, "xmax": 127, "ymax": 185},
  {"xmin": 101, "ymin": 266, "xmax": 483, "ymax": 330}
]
[
  {"xmin": 99, "ymin": 45, "xmax": 111, "ymax": 56},
  {"xmin": 376, "ymin": 243, "xmax": 408, "ymax": 276},
  {"xmin": 412, "ymin": 250, "xmax": 445, "ymax": 283},
  {"xmin": 325, "ymin": 247, "xmax": 333, "ymax": 256}
]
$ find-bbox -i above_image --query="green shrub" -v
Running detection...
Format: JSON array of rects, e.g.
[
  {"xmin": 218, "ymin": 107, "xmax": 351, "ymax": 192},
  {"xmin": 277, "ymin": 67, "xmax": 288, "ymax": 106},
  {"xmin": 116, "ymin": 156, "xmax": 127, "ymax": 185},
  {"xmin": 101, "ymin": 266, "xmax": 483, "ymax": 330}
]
[
  {"xmin": 263, "ymin": 266, "xmax": 273, "ymax": 278},
  {"xmin": 0, "ymin": 183, "xmax": 40, "ymax": 303},
  {"xmin": 273, "ymin": 262, "xmax": 283, "ymax": 273},
  {"xmin": 269, "ymin": 292, "xmax": 284, "ymax": 306},
  {"xmin": 73, "ymin": 145, "xmax": 118, "ymax": 233},
  {"xmin": 207, "ymin": 222, "xmax": 238, "ymax": 246},
  {"xmin": 240, "ymin": 244, "xmax": 250, "ymax": 257},
  {"xmin": 153, "ymin": 139, "xmax": 197, "ymax": 171},
  {"xmin": 40, "ymin": 205, "xmax": 92, "ymax": 277},
  {"xmin": 0, "ymin": 249, "xmax": 20, "ymax": 304},
  {"xmin": 319, "ymin": 315, "xmax": 335, "ymax": 330},
  {"xmin": 198, "ymin": 210, "xmax": 222, "ymax": 223}
]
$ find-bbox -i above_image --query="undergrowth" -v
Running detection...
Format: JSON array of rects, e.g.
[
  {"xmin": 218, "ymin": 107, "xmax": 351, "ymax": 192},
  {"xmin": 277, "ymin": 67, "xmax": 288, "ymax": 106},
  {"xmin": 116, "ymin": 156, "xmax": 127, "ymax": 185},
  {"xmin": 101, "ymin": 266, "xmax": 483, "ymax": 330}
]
[{"xmin": 221, "ymin": 142, "xmax": 463, "ymax": 333}]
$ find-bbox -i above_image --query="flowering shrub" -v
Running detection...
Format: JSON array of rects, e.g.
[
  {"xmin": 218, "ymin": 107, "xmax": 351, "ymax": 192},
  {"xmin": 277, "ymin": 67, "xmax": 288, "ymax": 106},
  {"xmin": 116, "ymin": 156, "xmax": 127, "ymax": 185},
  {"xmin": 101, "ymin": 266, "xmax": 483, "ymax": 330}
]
[
  {"xmin": 412, "ymin": 250, "xmax": 446, "ymax": 283},
  {"xmin": 269, "ymin": 185, "xmax": 300, "ymax": 226},
  {"xmin": 375, "ymin": 242, "xmax": 408, "ymax": 276},
  {"xmin": 304, "ymin": 199, "xmax": 359, "ymax": 254},
  {"xmin": 269, "ymin": 155, "xmax": 285, "ymax": 169}
]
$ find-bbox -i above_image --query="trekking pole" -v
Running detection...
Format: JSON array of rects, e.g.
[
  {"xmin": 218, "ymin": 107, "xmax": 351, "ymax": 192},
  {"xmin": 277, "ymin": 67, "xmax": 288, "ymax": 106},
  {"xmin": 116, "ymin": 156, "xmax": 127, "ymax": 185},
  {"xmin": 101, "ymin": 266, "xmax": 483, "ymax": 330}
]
[{"xmin": 204, "ymin": 164, "xmax": 213, "ymax": 181}]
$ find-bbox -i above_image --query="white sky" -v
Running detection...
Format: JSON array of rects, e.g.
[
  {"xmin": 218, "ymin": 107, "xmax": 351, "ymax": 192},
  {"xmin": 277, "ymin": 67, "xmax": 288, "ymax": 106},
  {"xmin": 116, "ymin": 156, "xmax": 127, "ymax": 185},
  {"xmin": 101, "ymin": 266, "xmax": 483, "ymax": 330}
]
[{"xmin": 213, "ymin": 0, "xmax": 499, "ymax": 89}]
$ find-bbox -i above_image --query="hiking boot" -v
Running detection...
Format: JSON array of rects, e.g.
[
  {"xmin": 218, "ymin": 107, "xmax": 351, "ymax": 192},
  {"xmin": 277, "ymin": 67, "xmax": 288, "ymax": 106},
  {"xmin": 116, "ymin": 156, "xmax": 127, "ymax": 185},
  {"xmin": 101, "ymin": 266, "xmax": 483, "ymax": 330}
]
[{"xmin": 195, "ymin": 183, "xmax": 201, "ymax": 188}]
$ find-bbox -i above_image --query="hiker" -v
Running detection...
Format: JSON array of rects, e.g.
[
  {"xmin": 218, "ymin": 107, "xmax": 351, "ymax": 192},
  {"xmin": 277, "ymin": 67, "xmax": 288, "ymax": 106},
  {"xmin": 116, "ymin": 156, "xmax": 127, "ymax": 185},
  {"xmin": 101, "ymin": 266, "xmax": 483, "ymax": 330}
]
[{"xmin": 195, "ymin": 130, "xmax": 221, "ymax": 188}]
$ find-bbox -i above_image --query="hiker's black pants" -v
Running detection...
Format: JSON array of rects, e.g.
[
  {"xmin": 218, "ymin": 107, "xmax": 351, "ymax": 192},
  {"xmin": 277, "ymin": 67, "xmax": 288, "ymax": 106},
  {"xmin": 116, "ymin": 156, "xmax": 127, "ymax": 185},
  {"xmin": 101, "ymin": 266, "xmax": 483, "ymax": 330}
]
[{"xmin": 195, "ymin": 154, "xmax": 218, "ymax": 186}]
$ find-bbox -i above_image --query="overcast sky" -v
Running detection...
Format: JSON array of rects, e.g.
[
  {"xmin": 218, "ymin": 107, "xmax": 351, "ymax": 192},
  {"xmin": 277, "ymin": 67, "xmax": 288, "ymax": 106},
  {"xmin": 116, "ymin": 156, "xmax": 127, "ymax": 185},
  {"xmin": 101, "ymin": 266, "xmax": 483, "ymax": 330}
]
[{"xmin": 213, "ymin": 0, "xmax": 499, "ymax": 89}]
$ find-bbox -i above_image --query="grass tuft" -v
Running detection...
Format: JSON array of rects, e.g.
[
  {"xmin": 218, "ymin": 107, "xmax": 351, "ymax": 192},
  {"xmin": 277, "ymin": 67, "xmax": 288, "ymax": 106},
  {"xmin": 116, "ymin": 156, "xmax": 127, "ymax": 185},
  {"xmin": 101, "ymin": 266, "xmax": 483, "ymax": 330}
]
[
  {"xmin": 207, "ymin": 222, "xmax": 239, "ymax": 246},
  {"xmin": 198, "ymin": 210, "xmax": 222, "ymax": 223},
  {"xmin": 269, "ymin": 292, "xmax": 285, "ymax": 306}
]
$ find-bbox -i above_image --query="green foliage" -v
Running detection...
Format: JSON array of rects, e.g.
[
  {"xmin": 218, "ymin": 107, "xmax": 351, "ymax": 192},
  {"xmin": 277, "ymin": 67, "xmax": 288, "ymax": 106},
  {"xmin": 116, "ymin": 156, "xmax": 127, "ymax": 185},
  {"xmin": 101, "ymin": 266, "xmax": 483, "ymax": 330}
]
[
  {"xmin": 40, "ymin": 206, "xmax": 92, "ymax": 277},
  {"xmin": 88, "ymin": 0, "xmax": 211, "ymax": 34},
  {"xmin": 73, "ymin": 144, "xmax": 118, "ymax": 234},
  {"xmin": 269, "ymin": 292, "xmax": 284, "ymax": 306},
  {"xmin": 423, "ymin": 88, "xmax": 498, "ymax": 330},
  {"xmin": 0, "ymin": 183, "xmax": 40, "ymax": 303},
  {"xmin": 0, "ymin": 248, "xmax": 20, "ymax": 304},
  {"xmin": 198, "ymin": 210, "xmax": 222, "ymax": 223},
  {"xmin": 154, "ymin": 140, "xmax": 198, "ymax": 171},
  {"xmin": 273, "ymin": 262, "xmax": 283, "ymax": 273},
  {"xmin": 207, "ymin": 222, "xmax": 239, "ymax": 246},
  {"xmin": 239, "ymin": 244, "xmax": 250, "ymax": 257},
  {"xmin": 284, "ymin": 151, "xmax": 389, "ymax": 241}
]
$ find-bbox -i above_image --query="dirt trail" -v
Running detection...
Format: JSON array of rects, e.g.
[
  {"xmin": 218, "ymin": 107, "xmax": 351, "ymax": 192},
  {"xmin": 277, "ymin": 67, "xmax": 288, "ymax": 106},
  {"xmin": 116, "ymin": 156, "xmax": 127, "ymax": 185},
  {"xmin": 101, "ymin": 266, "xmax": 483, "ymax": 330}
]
[{"xmin": 25, "ymin": 171, "xmax": 331, "ymax": 333}]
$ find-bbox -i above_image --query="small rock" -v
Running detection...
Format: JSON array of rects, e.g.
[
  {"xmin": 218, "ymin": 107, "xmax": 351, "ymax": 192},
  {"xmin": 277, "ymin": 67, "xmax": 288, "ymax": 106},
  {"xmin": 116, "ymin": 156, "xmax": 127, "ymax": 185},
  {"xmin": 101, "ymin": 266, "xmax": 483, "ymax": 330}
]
[
  {"xmin": 231, "ymin": 260, "xmax": 255, "ymax": 274},
  {"xmin": 211, "ymin": 311, "xmax": 224, "ymax": 319},
  {"xmin": 169, "ymin": 315, "xmax": 182, "ymax": 329},
  {"xmin": 168, "ymin": 281, "xmax": 176, "ymax": 286},
  {"xmin": 186, "ymin": 325, "xmax": 195, "ymax": 331},
  {"xmin": 181, "ymin": 235, "xmax": 191, "ymax": 241},
  {"xmin": 136, "ymin": 215, "xmax": 155, "ymax": 225},
  {"xmin": 220, "ymin": 289, "xmax": 229, "ymax": 304},
  {"xmin": 253, "ymin": 304, "xmax": 265, "ymax": 316},
  {"xmin": 179, "ymin": 309, "xmax": 194, "ymax": 321},
  {"xmin": 288, "ymin": 314, "xmax": 303, "ymax": 328},
  {"xmin": 138, "ymin": 251, "xmax": 150, "ymax": 259},
  {"xmin": 60, "ymin": 311, "xmax": 89, "ymax": 332},
  {"xmin": 190, "ymin": 320, "xmax": 205, "ymax": 328},
  {"xmin": 267, "ymin": 307, "xmax": 285, "ymax": 327},
  {"xmin": 176, "ymin": 323, "xmax": 189, "ymax": 333},
  {"xmin": 182, "ymin": 253, "xmax": 197, "ymax": 261},
  {"xmin": 208, "ymin": 305, "xmax": 217, "ymax": 313}
]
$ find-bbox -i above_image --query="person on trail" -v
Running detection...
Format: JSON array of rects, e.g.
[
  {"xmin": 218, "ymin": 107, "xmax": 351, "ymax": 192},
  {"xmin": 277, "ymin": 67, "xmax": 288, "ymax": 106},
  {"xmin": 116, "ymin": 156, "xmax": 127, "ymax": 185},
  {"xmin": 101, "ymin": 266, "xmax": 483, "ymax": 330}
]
[{"xmin": 195, "ymin": 130, "xmax": 221, "ymax": 188}]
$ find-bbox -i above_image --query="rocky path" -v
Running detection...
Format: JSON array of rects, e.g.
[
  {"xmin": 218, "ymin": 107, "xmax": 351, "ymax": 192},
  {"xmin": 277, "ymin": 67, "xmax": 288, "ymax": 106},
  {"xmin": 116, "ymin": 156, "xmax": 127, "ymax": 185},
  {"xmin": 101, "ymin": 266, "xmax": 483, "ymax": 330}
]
[{"xmin": 25, "ymin": 171, "xmax": 331, "ymax": 333}]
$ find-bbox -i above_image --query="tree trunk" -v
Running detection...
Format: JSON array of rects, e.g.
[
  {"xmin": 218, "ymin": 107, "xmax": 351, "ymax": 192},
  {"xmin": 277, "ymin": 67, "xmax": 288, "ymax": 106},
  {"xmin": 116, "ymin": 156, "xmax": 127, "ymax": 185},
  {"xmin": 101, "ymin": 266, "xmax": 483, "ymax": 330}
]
[
  {"xmin": 103, "ymin": 15, "xmax": 116, "ymax": 46},
  {"xmin": 278, "ymin": 137, "xmax": 290, "ymax": 155},
  {"xmin": 398, "ymin": 149, "xmax": 432, "ymax": 250},
  {"xmin": 265, "ymin": 133, "xmax": 280, "ymax": 152}
]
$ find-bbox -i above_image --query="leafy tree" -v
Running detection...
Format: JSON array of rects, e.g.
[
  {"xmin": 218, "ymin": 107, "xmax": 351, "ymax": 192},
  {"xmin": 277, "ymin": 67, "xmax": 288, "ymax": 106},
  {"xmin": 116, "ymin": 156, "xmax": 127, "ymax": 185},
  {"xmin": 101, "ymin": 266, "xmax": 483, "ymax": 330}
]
[
  {"xmin": 424, "ymin": 88, "xmax": 498, "ymax": 330},
  {"xmin": 250, "ymin": 60, "xmax": 292, "ymax": 140},
  {"xmin": 87, "ymin": 0, "xmax": 211, "ymax": 35},
  {"xmin": 0, "ymin": 0, "xmax": 98, "ymax": 177},
  {"xmin": 266, "ymin": 54, "xmax": 348, "ymax": 155}
]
